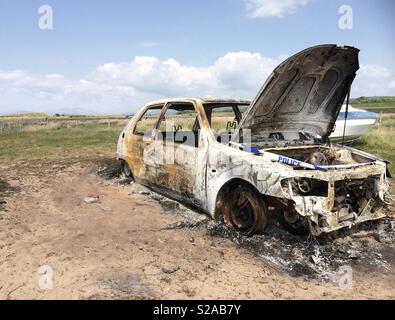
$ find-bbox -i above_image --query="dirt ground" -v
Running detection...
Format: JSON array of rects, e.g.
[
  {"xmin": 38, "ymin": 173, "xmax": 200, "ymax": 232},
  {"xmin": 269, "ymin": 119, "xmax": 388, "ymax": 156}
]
[{"xmin": 0, "ymin": 157, "xmax": 394, "ymax": 300}]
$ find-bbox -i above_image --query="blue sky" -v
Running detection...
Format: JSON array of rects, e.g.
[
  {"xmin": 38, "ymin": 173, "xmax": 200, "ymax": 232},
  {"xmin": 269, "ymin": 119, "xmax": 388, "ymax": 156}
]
[{"xmin": 0, "ymin": 0, "xmax": 394, "ymax": 114}]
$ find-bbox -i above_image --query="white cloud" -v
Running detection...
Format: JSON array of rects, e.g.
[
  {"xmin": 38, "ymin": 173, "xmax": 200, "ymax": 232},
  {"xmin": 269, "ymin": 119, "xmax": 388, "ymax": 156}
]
[
  {"xmin": 0, "ymin": 70, "xmax": 26, "ymax": 81},
  {"xmin": 93, "ymin": 52, "xmax": 280, "ymax": 98},
  {"xmin": 245, "ymin": 0, "xmax": 312, "ymax": 18},
  {"xmin": 352, "ymin": 64, "xmax": 395, "ymax": 97},
  {"xmin": 0, "ymin": 54, "xmax": 394, "ymax": 115},
  {"xmin": 358, "ymin": 65, "xmax": 391, "ymax": 78},
  {"xmin": 0, "ymin": 52, "xmax": 281, "ymax": 115}
]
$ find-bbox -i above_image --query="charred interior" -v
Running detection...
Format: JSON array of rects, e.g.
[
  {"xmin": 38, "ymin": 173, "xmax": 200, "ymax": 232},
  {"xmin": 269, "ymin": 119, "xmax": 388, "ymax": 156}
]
[
  {"xmin": 270, "ymin": 144, "xmax": 389, "ymax": 234},
  {"xmin": 333, "ymin": 177, "xmax": 379, "ymax": 214},
  {"xmin": 280, "ymin": 174, "xmax": 386, "ymax": 235}
]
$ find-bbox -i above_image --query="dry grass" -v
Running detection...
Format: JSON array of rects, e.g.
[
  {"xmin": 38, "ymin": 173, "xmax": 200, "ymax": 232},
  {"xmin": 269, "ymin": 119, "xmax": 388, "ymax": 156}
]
[
  {"xmin": 352, "ymin": 118, "xmax": 395, "ymax": 176},
  {"xmin": 0, "ymin": 122, "xmax": 123, "ymax": 160}
]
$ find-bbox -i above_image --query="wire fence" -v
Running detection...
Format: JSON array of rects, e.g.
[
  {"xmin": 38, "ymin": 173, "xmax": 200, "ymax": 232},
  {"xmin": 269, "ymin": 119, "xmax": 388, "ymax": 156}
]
[{"xmin": 0, "ymin": 117, "xmax": 129, "ymax": 134}]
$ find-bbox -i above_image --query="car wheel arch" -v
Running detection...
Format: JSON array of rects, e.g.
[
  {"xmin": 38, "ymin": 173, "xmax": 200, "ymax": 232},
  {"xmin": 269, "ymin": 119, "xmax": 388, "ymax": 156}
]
[
  {"xmin": 213, "ymin": 178, "xmax": 263, "ymax": 221},
  {"xmin": 119, "ymin": 159, "xmax": 134, "ymax": 180}
]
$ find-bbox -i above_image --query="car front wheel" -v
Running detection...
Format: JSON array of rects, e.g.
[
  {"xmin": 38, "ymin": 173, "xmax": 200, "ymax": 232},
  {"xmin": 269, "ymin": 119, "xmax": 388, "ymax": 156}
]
[{"xmin": 222, "ymin": 184, "xmax": 268, "ymax": 235}]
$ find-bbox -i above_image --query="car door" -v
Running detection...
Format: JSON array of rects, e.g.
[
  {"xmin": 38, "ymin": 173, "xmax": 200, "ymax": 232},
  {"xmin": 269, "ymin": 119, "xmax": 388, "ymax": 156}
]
[
  {"xmin": 148, "ymin": 101, "xmax": 207, "ymax": 208},
  {"xmin": 126, "ymin": 104, "xmax": 163, "ymax": 184}
]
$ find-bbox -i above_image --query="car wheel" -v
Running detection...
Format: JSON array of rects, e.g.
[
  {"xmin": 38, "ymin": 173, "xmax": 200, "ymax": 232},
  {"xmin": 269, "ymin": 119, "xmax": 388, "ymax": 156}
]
[
  {"xmin": 223, "ymin": 184, "xmax": 268, "ymax": 235},
  {"xmin": 121, "ymin": 161, "xmax": 134, "ymax": 180}
]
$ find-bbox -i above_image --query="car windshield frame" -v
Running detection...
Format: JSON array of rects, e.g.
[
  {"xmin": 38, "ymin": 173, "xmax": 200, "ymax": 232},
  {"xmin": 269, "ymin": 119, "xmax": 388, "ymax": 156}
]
[
  {"xmin": 203, "ymin": 102, "xmax": 250, "ymax": 127},
  {"xmin": 202, "ymin": 102, "xmax": 250, "ymax": 145}
]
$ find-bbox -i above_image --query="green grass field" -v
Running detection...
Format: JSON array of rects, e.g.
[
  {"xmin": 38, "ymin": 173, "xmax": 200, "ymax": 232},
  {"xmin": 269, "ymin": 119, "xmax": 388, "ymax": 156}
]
[
  {"xmin": 351, "ymin": 117, "xmax": 395, "ymax": 175},
  {"xmin": 0, "ymin": 122, "xmax": 124, "ymax": 160}
]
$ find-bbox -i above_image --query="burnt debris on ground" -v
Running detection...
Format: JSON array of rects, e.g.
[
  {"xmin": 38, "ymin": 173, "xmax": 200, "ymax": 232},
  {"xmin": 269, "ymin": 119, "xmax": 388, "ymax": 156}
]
[
  {"xmin": 96, "ymin": 159, "xmax": 395, "ymax": 281},
  {"xmin": 96, "ymin": 158, "xmax": 123, "ymax": 180},
  {"xmin": 0, "ymin": 179, "xmax": 19, "ymax": 211},
  {"xmin": 206, "ymin": 217, "xmax": 394, "ymax": 280}
]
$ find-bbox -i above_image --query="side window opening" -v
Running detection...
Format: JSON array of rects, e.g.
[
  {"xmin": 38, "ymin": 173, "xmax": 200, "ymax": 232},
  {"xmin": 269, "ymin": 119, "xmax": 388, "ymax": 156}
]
[
  {"xmin": 133, "ymin": 106, "xmax": 163, "ymax": 136},
  {"xmin": 204, "ymin": 104, "xmax": 243, "ymax": 144},
  {"xmin": 156, "ymin": 103, "xmax": 200, "ymax": 148}
]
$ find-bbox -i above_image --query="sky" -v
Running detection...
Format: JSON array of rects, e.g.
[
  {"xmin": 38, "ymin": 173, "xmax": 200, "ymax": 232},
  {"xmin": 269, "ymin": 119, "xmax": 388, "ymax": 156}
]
[{"xmin": 0, "ymin": 0, "xmax": 394, "ymax": 115}]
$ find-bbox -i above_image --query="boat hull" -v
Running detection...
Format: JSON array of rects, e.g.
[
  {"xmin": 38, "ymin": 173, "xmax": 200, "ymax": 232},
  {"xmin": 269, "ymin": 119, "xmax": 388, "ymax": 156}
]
[
  {"xmin": 329, "ymin": 106, "xmax": 378, "ymax": 142},
  {"xmin": 330, "ymin": 118, "xmax": 377, "ymax": 142}
]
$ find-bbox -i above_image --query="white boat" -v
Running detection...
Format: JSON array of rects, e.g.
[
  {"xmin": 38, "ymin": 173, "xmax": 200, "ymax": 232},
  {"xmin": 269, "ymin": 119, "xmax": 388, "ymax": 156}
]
[{"xmin": 329, "ymin": 104, "xmax": 379, "ymax": 142}]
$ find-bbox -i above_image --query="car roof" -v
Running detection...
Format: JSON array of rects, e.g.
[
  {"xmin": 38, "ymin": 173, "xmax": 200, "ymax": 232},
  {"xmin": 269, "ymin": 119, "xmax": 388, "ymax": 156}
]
[{"xmin": 144, "ymin": 98, "xmax": 251, "ymax": 107}]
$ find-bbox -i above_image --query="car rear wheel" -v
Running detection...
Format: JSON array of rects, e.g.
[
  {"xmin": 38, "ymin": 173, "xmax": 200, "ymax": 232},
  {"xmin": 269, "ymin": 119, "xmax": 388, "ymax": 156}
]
[{"xmin": 222, "ymin": 184, "xmax": 268, "ymax": 235}]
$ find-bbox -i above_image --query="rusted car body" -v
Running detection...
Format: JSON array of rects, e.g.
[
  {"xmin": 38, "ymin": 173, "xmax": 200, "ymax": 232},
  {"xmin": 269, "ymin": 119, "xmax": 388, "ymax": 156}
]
[{"xmin": 117, "ymin": 45, "xmax": 391, "ymax": 236}]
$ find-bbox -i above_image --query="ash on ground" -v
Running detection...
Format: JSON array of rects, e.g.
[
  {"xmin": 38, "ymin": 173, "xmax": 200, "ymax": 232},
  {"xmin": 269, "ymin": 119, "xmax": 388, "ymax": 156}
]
[
  {"xmin": 97, "ymin": 159, "xmax": 395, "ymax": 281},
  {"xmin": 96, "ymin": 158, "xmax": 123, "ymax": 180},
  {"xmin": 206, "ymin": 217, "xmax": 394, "ymax": 281}
]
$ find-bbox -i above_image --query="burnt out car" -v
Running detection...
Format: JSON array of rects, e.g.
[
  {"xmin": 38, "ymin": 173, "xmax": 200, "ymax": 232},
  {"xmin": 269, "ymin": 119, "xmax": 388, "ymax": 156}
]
[{"xmin": 117, "ymin": 45, "xmax": 391, "ymax": 236}]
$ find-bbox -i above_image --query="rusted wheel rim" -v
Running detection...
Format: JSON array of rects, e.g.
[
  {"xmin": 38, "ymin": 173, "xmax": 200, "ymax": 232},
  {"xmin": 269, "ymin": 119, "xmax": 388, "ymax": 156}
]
[{"xmin": 224, "ymin": 187, "xmax": 260, "ymax": 233}]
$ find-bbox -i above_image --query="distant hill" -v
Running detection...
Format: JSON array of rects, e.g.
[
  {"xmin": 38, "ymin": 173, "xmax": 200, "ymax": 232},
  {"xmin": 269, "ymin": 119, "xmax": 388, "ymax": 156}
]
[
  {"xmin": 0, "ymin": 112, "xmax": 49, "ymax": 118},
  {"xmin": 1, "ymin": 96, "xmax": 394, "ymax": 118},
  {"xmin": 350, "ymin": 96, "xmax": 395, "ymax": 113}
]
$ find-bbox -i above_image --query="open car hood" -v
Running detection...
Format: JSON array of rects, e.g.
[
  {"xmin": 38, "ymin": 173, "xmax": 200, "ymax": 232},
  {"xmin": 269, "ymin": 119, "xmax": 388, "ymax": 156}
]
[{"xmin": 233, "ymin": 45, "xmax": 360, "ymax": 144}]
